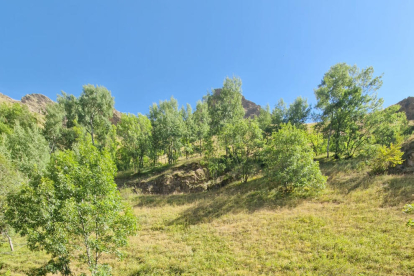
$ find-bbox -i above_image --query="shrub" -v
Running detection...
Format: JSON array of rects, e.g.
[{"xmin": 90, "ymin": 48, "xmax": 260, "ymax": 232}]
[
  {"xmin": 264, "ymin": 123, "xmax": 326, "ymax": 196},
  {"xmin": 371, "ymin": 143, "xmax": 404, "ymax": 175},
  {"xmin": 403, "ymin": 204, "xmax": 414, "ymax": 227}
]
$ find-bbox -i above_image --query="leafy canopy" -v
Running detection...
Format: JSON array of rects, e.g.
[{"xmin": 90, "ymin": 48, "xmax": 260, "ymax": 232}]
[{"xmin": 6, "ymin": 138, "xmax": 136, "ymax": 275}]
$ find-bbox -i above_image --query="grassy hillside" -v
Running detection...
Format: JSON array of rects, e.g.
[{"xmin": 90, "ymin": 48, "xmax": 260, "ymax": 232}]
[{"xmin": 1, "ymin": 158, "xmax": 414, "ymax": 275}]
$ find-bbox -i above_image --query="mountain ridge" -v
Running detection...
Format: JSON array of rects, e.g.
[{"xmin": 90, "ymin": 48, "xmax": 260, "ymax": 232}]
[{"xmin": 1, "ymin": 92, "xmax": 412, "ymax": 123}]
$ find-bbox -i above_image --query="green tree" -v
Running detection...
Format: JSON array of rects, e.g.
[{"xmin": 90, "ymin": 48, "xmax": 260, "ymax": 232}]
[
  {"xmin": 193, "ymin": 100, "xmax": 210, "ymax": 155},
  {"xmin": 285, "ymin": 96, "xmax": 311, "ymax": 129},
  {"xmin": 149, "ymin": 97, "xmax": 184, "ymax": 164},
  {"xmin": 271, "ymin": 99, "xmax": 287, "ymax": 131},
  {"xmin": 207, "ymin": 77, "xmax": 245, "ymax": 135},
  {"xmin": 257, "ymin": 104, "xmax": 273, "ymax": 138},
  {"xmin": 0, "ymin": 102, "xmax": 38, "ymax": 135},
  {"xmin": 314, "ymin": 63, "xmax": 383, "ymax": 158},
  {"xmin": 220, "ymin": 119, "xmax": 263, "ymax": 182},
  {"xmin": 57, "ymin": 92, "xmax": 79, "ymax": 129},
  {"xmin": 0, "ymin": 154, "xmax": 23, "ymax": 252},
  {"xmin": 43, "ymin": 102, "xmax": 66, "ymax": 153},
  {"xmin": 307, "ymin": 129, "xmax": 327, "ymax": 156},
  {"xmin": 6, "ymin": 139, "xmax": 136, "ymax": 275},
  {"xmin": 181, "ymin": 103, "xmax": 196, "ymax": 159},
  {"xmin": 77, "ymin": 85, "xmax": 115, "ymax": 146},
  {"xmin": 117, "ymin": 113, "xmax": 152, "ymax": 171},
  {"xmin": 0, "ymin": 123, "xmax": 50, "ymax": 177},
  {"xmin": 264, "ymin": 123, "xmax": 326, "ymax": 196}
]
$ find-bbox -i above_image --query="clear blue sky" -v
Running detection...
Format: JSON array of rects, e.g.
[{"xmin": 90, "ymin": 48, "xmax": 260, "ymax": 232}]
[{"xmin": 0, "ymin": 1, "xmax": 413, "ymax": 114}]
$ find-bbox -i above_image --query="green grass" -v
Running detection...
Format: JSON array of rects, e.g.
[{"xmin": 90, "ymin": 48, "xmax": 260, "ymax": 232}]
[{"xmin": 2, "ymin": 158, "xmax": 414, "ymax": 275}]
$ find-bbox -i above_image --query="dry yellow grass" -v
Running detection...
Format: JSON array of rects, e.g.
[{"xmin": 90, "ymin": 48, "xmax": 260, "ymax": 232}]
[{"xmin": 1, "ymin": 158, "xmax": 414, "ymax": 275}]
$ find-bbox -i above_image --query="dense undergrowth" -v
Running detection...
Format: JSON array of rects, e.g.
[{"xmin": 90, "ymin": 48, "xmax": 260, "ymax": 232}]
[{"xmin": 1, "ymin": 157, "xmax": 414, "ymax": 276}]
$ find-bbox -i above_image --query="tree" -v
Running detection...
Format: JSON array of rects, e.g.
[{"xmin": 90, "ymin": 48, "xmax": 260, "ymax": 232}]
[
  {"xmin": 6, "ymin": 139, "xmax": 136, "ymax": 275},
  {"xmin": 307, "ymin": 129, "xmax": 327, "ymax": 156},
  {"xmin": 77, "ymin": 85, "xmax": 115, "ymax": 146},
  {"xmin": 271, "ymin": 98, "xmax": 287, "ymax": 129},
  {"xmin": 149, "ymin": 97, "xmax": 184, "ymax": 164},
  {"xmin": 193, "ymin": 100, "xmax": 210, "ymax": 155},
  {"xmin": 207, "ymin": 77, "xmax": 245, "ymax": 135},
  {"xmin": 264, "ymin": 123, "xmax": 326, "ymax": 196},
  {"xmin": 0, "ymin": 154, "xmax": 23, "ymax": 252},
  {"xmin": 0, "ymin": 123, "xmax": 50, "ymax": 177},
  {"xmin": 0, "ymin": 102, "xmax": 38, "ymax": 135},
  {"xmin": 117, "ymin": 113, "xmax": 152, "ymax": 171},
  {"xmin": 57, "ymin": 92, "xmax": 79, "ymax": 129},
  {"xmin": 181, "ymin": 103, "xmax": 196, "ymax": 159},
  {"xmin": 285, "ymin": 96, "xmax": 311, "ymax": 129},
  {"xmin": 314, "ymin": 63, "xmax": 383, "ymax": 158},
  {"xmin": 220, "ymin": 119, "xmax": 263, "ymax": 182},
  {"xmin": 257, "ymin": 104, "xmax": 273, "ymax": 138},
  {"xmin": 43, "ymin": 102, "xmax": 66, "ymax": 153}
]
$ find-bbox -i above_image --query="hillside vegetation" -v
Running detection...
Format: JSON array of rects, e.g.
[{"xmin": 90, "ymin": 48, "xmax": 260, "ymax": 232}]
[
  {"xmin": 1, "ymin": 63, "xmax": 413, "ymax": 275},
  {"xmin": 1, "ymin": 156, "xmax": 414, "ymax": 275}
]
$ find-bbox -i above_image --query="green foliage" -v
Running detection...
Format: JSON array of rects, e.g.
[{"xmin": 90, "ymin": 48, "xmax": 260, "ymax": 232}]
[
  {"xmin": 0, "ymin": 123, "xmax": 50, "ymax": 177},
  {"xmin": 369, "ymin": 105, "xmax": 408, "ymax": 147},
  {"xmin": 193, "ymin": 100, "xmax": 210, "ymax": 154},
  {"xmin": 149, "ymin": 97, "xmax": 184, "ymax": 164},
  {"xmin": 271, "ymin": 99, "xmax": 287, "ymax": 129},
  {"xmin": 181, "ymin": 103, "xmax": 196, "ymax": 159},
  {"xmin": 314, "ymin": 63, "xmax": 383, "ymax": 158},
  {"xmin": 77, "ymin": 85, "xmax": 115, "ymax": 146},
  {"xmin": 6, "ymin": 139, "xmax": 136, "ymax": 275},
  {"xmin": 285, "ymin": 96, "xmax": 311, "ymax": 129},
  {"xmin": 264, "ymin": 123, "xmax": 326, "ymax": 196},
  {"xmin": 257, "ymin": 104, "xmax": 272, "ymax": 138},
  {"xmin": 0, "ymin": 102, "xmax": 38, "ymax": 135},
  {"xmin": 220, "ymin": 119, "xmax": 263, "ymax": 182},
  {"xmin": 307, "ymin": 129, "xmax": 327, "ymax": 156},
  {"xmin": 117, "ymin": 113, "xmax": 152, "ymax": 171},
  {"xmin": 0, "ymin": 154, "xmax": 23, "ymax": 251},
  {"xmin": 403, "ymin": 204, "xmax": 414, "ymax": 227},
  {"xmin": 268, "ymin": 97, "xmax": 311, "ymax": 133},
  {"xmin": 371, "ymin": 142, "xmax": 404, "ymax": 175},
  {"xmin": 207, "ymin": 77, "xmax": 245, "ymax": 135},
  {"xmin": 202, "ymin": 137, "xmax": 226, "ymax": 183},
  {"xmin": 43, "ymin": 102, "xmax": 66, "ymax": 152}
]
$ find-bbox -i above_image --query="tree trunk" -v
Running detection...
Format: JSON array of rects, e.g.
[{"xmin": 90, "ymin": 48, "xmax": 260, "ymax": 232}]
[
  {"xmin": 326, "ymin": 115, "xmax": 333, "ymax": 158},
  {"xmin": 4, "ymin": 232, "xmax": 13, "ymax": 252},
  {"xmin": 90, "ymin": 118, "xmax": 95, "ymax": 145}
]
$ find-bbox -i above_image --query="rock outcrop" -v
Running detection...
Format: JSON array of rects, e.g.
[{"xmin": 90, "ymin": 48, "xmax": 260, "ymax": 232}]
[
  {"xmin": 0, "ymin": 92, "xmax": 122, "ymax": 124},
  {"xmin": 117, "ymin": 162, "xmax": 211, "ymax": 194},
  {"xmin": 21, "ymin": 93, "xmax": 54, "ymax": 114},
  {"xmin": 116, "ymin": 161, "xmax": 239, "ymax": 194},
  {"xmin": 396, "ymin": 97, "xmax": 414, "ymax": 120}
]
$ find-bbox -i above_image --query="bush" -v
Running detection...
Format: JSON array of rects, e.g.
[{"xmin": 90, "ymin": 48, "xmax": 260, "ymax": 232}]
[
  {"xmin": 371, "ymin": 143, "xmax": 404, "ymax": 175},
  {"xmin": 264, "ymin": 123, "xmax": 326, "ymax": 196},
  {"xmin": 403, "ymin": 204, "xmax": 414, "ymax": 227}
]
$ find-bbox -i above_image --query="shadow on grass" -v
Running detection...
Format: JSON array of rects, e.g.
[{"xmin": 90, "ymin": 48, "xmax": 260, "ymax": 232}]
[
  {"xmin": 381, "ymin": 174, "xmax": 414, "ymax": 207},
  {"xmin": 328, "ymin": 173, "xmax": 374, "ymax": 194},
  {"xmin": 163, "ymin": 177, "xmax": 304, "ymax": 226}
]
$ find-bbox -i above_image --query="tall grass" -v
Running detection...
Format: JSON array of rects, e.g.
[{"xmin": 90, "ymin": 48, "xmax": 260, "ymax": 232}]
[{"xmin": 1, "ymin": 158, "xmax": 414, "ymax": 275}]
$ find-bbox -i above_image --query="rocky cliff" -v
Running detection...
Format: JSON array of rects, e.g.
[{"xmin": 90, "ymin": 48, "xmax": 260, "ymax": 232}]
[
  {"xmin": 396, "ymin": 97, "xmax": 414, "ymax": 120},
  {"xmin": 0, "ymin": 92, "xmax": 122, "ymax": 124}
]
